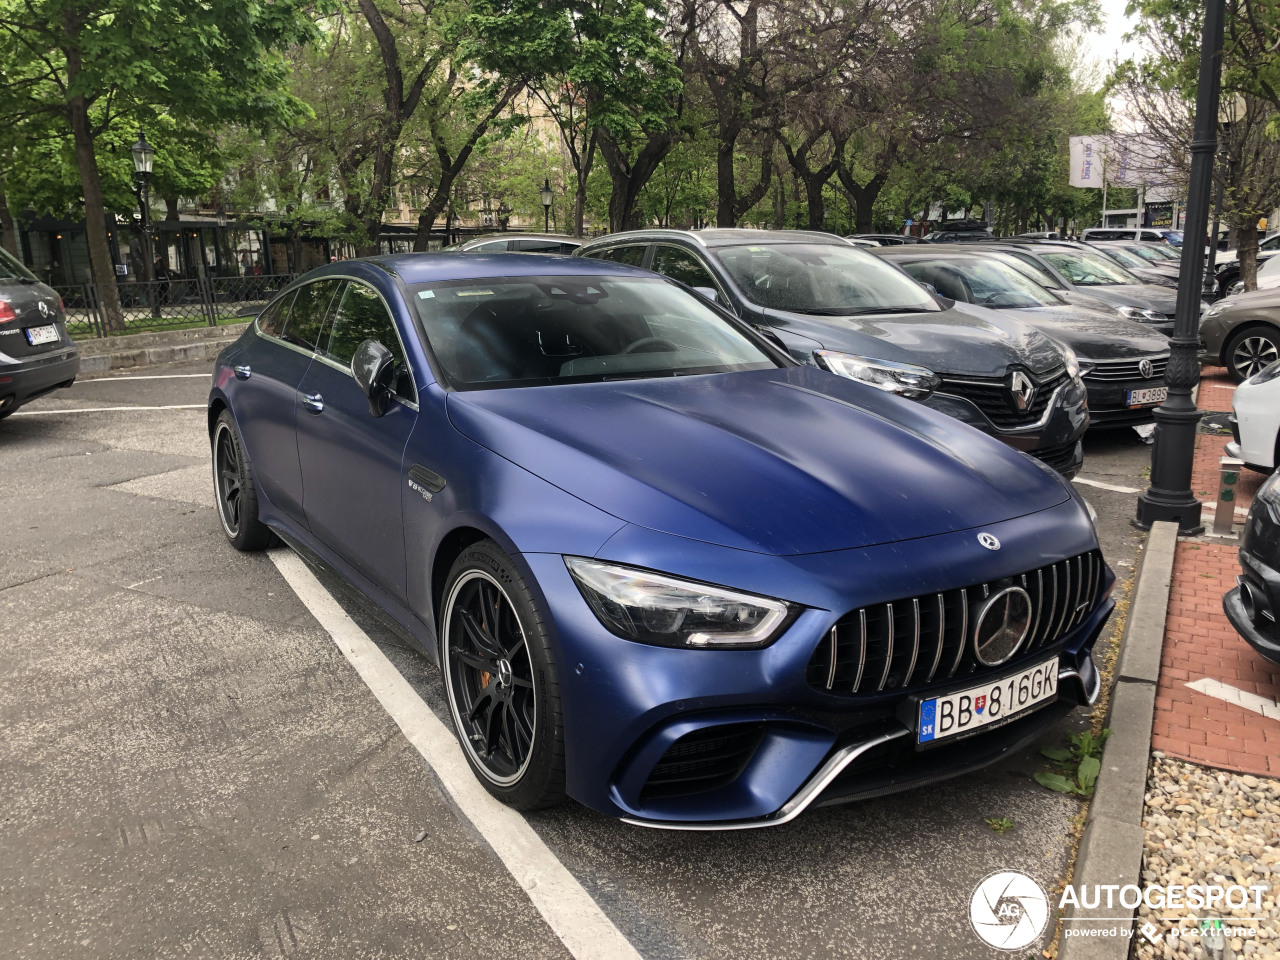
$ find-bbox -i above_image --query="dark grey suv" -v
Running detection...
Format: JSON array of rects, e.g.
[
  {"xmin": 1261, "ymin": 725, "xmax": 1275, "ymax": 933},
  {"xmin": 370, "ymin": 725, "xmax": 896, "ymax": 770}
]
[
  {"xmin": 576, "ymin": 229, "xmax": 1089, "ymax": 477},
  {"xmin": 0, "ymin": 246, "xmax": 79, "ymax": 419}
]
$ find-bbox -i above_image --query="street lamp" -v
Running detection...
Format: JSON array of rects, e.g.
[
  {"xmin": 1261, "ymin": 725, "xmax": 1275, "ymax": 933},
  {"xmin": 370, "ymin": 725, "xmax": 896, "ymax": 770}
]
[
  {"xmin": 1134, "ymin": 0, "xmax": 1225, "ymax": 534},
  {"xmin": 130, "ymin": 130, "xmax": 156, "ymax": 287},
  {"xmin": 540, "ymin": 178, "xmax": 553, "ymax": 233}
]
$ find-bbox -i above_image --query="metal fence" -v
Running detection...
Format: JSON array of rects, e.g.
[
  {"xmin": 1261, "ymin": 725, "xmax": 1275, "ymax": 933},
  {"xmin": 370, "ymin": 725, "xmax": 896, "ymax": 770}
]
[{"xmin": 57, "ymin": 274, "xmax": 297, "ymax": 339}]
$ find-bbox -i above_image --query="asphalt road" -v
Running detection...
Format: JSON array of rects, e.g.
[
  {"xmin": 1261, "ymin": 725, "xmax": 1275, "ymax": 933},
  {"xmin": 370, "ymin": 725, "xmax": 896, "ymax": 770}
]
[{"xmin": 0, "ymin": 361, "xmax": 1154, "ymax": 960}]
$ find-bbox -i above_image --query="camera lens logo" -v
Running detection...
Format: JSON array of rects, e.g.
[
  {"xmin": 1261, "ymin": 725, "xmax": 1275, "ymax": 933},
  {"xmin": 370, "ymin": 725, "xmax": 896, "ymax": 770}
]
[{"xmin": 969, "ymin": 870, "xmax": 1049, "ymax": 950}]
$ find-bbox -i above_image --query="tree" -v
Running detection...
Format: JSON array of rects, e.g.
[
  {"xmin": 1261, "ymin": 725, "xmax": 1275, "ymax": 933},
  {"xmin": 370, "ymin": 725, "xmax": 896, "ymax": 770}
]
[{"xmin": 0, "ymin": 0, "xmax": 315, "ymax": 331}]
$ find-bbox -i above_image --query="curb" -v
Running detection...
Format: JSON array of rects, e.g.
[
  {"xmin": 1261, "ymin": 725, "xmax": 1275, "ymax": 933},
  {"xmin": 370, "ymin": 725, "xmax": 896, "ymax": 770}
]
[
  {"xmin": 76, "ymin": 323, "xmax": 248, "ymax": 378},
  {"xmin": 1057, "ymin": 520, "xmax": 1180, "ymax": 960}
]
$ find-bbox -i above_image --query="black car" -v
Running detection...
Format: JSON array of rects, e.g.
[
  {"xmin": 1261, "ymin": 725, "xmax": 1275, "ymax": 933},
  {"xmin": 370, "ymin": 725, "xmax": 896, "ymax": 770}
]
[
  {"xmin": 0, "ymin": 247, "xmax": 79, "ymax": 419},
  {"xmin": 1224, "ymin": 470, "xmax": 1280, "ymax": 665},
  {"xmin": 575, "ymin": 229, "xmax": 1089, "ymax": 477},
  {"xmin": 877, "ymin": 247, "xmax": 1172, "ymax": 428},
  {"xmin": 923, "ymin": 219, "xmax": 995, "ymax": 243},
  {"xmin": 846, "ymin": 234, "xmax": 921, "ymax": 246}
]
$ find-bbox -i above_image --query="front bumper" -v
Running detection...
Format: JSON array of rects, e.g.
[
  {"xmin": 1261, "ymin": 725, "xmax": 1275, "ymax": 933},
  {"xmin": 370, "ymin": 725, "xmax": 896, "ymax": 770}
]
[
  {"xmin": 526, "ymin": 497, "xmax": 1111, "ymax": 828},
  {"xmin": 0, "ymin": 346, "xmax": 80, "ymax": 414},
  {"xmin": 1225, "ymin": 498, "xmax": 1280, "ymax": 665}
]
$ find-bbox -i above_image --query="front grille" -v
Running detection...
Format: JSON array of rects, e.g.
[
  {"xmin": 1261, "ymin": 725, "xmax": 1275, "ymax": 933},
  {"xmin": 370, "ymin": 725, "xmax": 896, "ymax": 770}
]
[
  {"xmin": 937, "ymin": 368, "xmax": 1067, "ymax": 428},
  {"xmin": 640, "ymin": 724, "xmax": 765, "ymax": 801},
  {"xmin": 1033, "ymin": 440, "xmax": 1079, "ymax": 475},
  {"xmin": 1083, "ymin": 355, "xmax": 1169, "ymax": 382},
  {"xmin": 806, "ymin": 550, "xmax": 1105, "ymax": 697}
]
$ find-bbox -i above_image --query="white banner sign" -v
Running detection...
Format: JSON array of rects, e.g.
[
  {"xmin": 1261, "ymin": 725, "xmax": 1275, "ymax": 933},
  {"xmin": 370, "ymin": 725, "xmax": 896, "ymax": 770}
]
[{"xmin": 1069, "ymin": 135, "xmax": 1177, "ymax": 188}]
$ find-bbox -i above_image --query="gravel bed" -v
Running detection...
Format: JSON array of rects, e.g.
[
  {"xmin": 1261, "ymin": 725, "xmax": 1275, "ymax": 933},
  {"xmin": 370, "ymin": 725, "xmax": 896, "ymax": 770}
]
[{"xmin": 1138, "ymin": 753, "xmax": 1280, "ymax": 958}]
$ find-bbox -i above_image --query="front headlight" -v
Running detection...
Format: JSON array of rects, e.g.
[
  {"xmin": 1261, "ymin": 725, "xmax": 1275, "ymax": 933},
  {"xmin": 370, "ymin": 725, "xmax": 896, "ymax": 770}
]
[
  {"xmin": 1057, "ymin": 344, "xmax": 1084, "ymax": 380},
  {"xmin": 1205, "ymin": 299, "xmax": 1235, "ymax": 319},
  {"xmin": 1259, "ymin": 470, "xmax": 1280, "ymax": 507},
  {"xmin": 814, "ymin": 351, "xmax": 940, "ymax": 399},
  {"xmin": 564, "ymin": 558, "xmax": 794, "ymax": 648},
  {"xmin": 1247, "ymin": 360, "xmax": 1280, "ymax": 385},
  {"xmin": 1116, "ymin": 305, "xmax": 1166, "ymax": 324}
]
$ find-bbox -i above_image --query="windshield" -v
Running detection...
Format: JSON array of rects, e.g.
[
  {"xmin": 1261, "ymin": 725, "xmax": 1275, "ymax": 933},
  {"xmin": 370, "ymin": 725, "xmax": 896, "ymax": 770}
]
[
  {"xmin": 410, "ymin": 276, "xmax": 778, "ymax": 389},
  {"xmin": 1147, "ymin": 244, "xmax": 1181, "ymax": 261},
  {"xmin": 715, "ymin": 243, "xmax": 937, "ymax": 315},
  {"xmin": 900, "ymin": 257, "xmax": 1058, "ymax": 308},
  {"xmin": 1120, "ymin": 244, "xmax": 1171, "ymax": 265},
  {"xmin": 1099, "ymin": 246, "xmax": 1151, "ymax": 269},
  {"xmin": 0, "ymin": 246, "xmax": 36, "ymax": 282},
  {"xmin": 1039, "ymin": 250, "xmax": 1138, "ymax": 286}
]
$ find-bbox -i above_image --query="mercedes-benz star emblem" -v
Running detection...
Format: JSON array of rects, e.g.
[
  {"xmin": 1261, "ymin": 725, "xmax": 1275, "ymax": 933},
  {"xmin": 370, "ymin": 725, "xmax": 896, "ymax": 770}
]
[
  {"xmin": 977, "ymin": 532, "xmax": 1001, "ymax": 550},
  {"xmin": 38, "ymin": 301, "xmax": 49, "ymax": 317},
  {"xmin": 972, "ymin": 586, "xmax": 1033, "ymax": 666},
  {"xmin": 1138, "ymin": 358, "xmax": 1154, "ymax": 379},
  {"xmin": 1008, "ymin": 370, "xmax": 1036, "ymax": 412}
]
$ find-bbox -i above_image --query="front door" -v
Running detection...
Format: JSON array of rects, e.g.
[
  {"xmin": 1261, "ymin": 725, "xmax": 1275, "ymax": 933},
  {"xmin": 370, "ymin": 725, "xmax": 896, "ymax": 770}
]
[{"xmin": 295, "ymin": 280, "xmax": 418, "ymax": 602}]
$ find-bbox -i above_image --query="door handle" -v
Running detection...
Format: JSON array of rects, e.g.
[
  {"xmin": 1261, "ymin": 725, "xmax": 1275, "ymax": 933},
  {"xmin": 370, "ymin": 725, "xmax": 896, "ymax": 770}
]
[
  {"xmin": 233, "ymin": 364, "xmax": 251, "ymax": 380},
  {"xmin": 300, "ymin": 392, "xmax": 324, "ymax": 413}
]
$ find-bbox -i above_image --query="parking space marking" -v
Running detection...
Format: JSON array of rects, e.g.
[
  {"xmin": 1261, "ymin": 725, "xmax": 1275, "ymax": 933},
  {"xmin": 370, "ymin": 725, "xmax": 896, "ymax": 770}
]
[
  {"xmin": 94, "ymin": 374, "xmax": 211, "ymax": 380},
  {"xmin": 268, "ymin": 548, "xmax": 644, "ymax": 960},
  {"xmin": 1072, "ymin": 477, "xmax": 1141, "ymax": 494},
  {"xmin": 11, "ymin": 404, "xmax": 205, "ymax": 416},
  {"xmin": 1186, "ymin": 677, "xmax": 1280, "ymax": 721}
]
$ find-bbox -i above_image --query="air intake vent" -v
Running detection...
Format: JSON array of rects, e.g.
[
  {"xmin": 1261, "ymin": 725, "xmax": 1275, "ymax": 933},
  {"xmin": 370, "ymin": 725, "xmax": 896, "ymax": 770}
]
[{"xmin": 640, "ymin": 724, "xmax": 765, "ymax": 802}]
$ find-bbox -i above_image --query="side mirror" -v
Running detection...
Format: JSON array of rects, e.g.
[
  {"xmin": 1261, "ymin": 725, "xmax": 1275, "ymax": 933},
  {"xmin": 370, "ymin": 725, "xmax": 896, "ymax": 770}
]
[
  {"xmin": 351, "ymin": 339, "xmax": 396, "ymax": 418},
  {"xmin": 919, "ymin": 282, "xmax": 938, "ymax": 296},
  {"xmin": 692, "ymin": 285, "xmax": 720, "ymax": 305}
]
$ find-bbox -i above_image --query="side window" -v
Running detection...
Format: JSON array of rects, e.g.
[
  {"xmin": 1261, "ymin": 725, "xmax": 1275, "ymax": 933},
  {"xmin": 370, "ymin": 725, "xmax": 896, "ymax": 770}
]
[
  {"xmin": 471, "ymin": 240, "xmax": 509, "ymax": 252},
  {"xmin": 320, "ymin": 281, "xmax": 416, "ymax": 402},
  {"xmin": 513, "ymin": 239, "xmax": 563, "ymax": 252},
  {"xmin": 651, "ymin": 245, "xmax": 718, "ymax": 290},
  {"xmin": 281, "ymin": 279, "xmax": 342, "ymax": 350},
  {"xmin": 558, "ymin": 242, "xmax": 582, "ymax": 254},
  {"xmin": 587, "ymin": 244, "xmax": 647, "ymax": 266},
  {"xmin": 256, "ymin": 290, "xmax": 295, "ymax": 338}
]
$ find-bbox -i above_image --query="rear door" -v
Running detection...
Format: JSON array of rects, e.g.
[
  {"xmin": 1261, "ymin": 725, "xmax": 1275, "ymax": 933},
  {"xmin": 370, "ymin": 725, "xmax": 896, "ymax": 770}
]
[
  {"xmin": 295, "ymin": 280, "xmax": 418, "ymax": 601},
  {"xmin": 232, "ymin": 279, "xmax": 342, "ymax": 523}
]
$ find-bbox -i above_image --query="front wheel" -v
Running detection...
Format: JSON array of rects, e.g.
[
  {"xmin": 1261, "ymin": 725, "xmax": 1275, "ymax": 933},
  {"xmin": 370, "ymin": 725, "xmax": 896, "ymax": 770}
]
[
  {"xmin": 440, "ymin": 541, "xmax": 565, "ymax": 809},
  {"xmin": 1225, "ymin": 323, "xmax": 1280, "ymax": 383}
]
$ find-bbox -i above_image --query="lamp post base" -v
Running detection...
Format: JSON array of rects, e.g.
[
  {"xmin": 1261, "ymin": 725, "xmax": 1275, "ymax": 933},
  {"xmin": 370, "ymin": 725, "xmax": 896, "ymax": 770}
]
[{"xmin": 1133, "ymin": 491, "xmax": 1203, "ymax": 534}]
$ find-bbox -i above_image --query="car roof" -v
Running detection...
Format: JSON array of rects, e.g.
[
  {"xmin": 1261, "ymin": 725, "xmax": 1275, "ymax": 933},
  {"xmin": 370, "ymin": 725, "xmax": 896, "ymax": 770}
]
[
  {"xmin": 581, "ymin": 228, "xmax": 850, "ymax": 249},
  {"xmin": 357, "ymin": 252, "xmax": 650, "ymax": 285},
  {"xmin": 462, "ymin": 233, "xmax": 580, "ymax": 243}
]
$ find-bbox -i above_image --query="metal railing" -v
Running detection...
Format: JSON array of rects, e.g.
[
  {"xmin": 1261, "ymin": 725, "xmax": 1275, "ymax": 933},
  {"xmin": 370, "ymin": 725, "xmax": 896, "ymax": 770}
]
[{"xmin": 56, "ymin": 274, "xmax": 297, "ymax": 339}]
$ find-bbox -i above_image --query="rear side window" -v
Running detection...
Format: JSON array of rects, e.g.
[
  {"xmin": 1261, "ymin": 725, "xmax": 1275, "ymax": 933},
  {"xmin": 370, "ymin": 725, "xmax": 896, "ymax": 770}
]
[
  {"xmin": 513, "ymin": 239, "xmax": 567, "ymax": 253},
  {"xmin": 320, "ymin": 281, "xmax": 415, "ymax": 401},
  {"xmin": 586, "ymin": 245, "xmax": 647, "ymax": 266},
  {"xmin": 281, "ymin": 279, "xmax": 342, "ymax": 350},
  {"xmin": 651, "ymin": 245, "xmax": 718, "ymax": 290},
  {"xmin": 0, "ymin": 245, "xmax": 36, "ymax": 281},
  {"xmin": 469, "ymin": 240, "xmax": 509, "ymax": 252},
  {"xmin": 256, "ymin": 290, "xmax": 295, "ymax": 338}
]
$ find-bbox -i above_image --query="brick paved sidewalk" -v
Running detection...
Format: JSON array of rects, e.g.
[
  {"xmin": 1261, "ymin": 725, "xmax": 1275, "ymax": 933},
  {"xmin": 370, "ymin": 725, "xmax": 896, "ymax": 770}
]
[{"xmin": 1150, "ymin": 366, "xmax": 1280, "ymax": 778}]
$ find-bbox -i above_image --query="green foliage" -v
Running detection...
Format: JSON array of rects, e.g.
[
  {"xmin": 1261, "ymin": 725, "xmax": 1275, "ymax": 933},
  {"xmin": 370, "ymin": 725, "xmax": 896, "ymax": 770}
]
[
  {"xmin": 1035, "ymin": 728, "xmax": 1110, "ymax": 797},
  {"xmin": 985, "ymin": 816, "xmax": 1016, "ymax": 835}
]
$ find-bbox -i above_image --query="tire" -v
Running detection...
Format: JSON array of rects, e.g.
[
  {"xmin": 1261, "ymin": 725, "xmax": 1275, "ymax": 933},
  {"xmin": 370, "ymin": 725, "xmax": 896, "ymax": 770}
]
[
  {"xmin": 439, "ymin": 540, "xmax": 566, "ymax": 810},
  {"xmin": 210, "ymin": 410, "xmax": 275, "ymax": 551},
  {"xmin": 1225, "ymin": 323, "xmax": 1280, "ymax": 383}
]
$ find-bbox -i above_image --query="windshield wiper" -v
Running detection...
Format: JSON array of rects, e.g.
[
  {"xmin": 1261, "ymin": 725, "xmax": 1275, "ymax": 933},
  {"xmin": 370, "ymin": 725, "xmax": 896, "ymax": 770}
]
[{"xmin": 837, "ymin": 305, "xmax": 939, "ymax": 316}]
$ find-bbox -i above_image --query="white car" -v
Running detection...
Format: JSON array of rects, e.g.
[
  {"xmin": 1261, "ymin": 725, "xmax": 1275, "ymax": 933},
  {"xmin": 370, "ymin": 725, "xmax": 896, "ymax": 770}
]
[{"xmin": 1229, "ymin": 360, "xmax": 1280, "ymax": 471}]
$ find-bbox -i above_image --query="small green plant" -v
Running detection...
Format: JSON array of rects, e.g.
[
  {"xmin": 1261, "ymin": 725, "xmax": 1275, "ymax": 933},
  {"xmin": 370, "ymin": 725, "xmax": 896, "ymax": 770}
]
[
  {"xmin": 985, "ymin": 816, "xmax": 1015, "ymax": 835},
  {"xmin": 1035, "ymin": 728, "xmax": 1110, "ymax": 797}
]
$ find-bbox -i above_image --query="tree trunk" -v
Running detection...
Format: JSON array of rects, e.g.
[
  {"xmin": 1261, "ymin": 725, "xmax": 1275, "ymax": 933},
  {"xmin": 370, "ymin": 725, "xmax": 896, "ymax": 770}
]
[
  {"xmin": 67, "ymin": 91, "xmax": 124, "ymax": 332},
  {"xmin": 597, "ymin": 131, "xmax": 674, "ymax": 232},
  {"xmin": 715, "ymin": 136, "xmax": 738, "ymax": 228},
  {"xmin": 0, "ymin": 188, "xmax": 17, "ymax": 257},
  {"xmin": 804, "ymin": 175, "xmax": 825, "ymax": 230},
  {"xmin": 1236, "ymin": 216, "xmax": 1261, "ymax": 290},
  {"xmin": 839, "ymin": 170, "xmax": 887, "ymax": 235},
  {"xmin": 413, "ymin": 169, "xmax": 460, "ymax": 250}
]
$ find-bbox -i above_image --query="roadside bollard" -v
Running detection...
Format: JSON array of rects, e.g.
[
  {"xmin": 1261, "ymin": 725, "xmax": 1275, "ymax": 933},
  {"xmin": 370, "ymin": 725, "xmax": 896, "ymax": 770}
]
[{"xmin": 1213, "ymin": 457, "xmax": 1245, "ymax": 537}]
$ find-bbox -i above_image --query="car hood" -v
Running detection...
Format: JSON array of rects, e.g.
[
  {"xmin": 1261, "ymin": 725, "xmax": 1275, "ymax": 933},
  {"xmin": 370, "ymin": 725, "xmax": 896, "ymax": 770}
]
[
  {"xmin": 447, "ymin": 365, "xmax": 1072, "ymax": 556},
  {"xmin": 759, "ymin": 300, "xmax": 1064, "ymax": 379},
  {"xmin": 990, "ymin": 305, "xmax": 1170, "ymax": 359},
  {"xmin": 1073, "ymin": 284, "xmax": 1179, "ymax": 314}
]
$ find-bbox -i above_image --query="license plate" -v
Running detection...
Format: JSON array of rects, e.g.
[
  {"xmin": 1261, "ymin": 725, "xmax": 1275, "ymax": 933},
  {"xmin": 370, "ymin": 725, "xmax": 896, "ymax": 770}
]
[
  {"xmin": 25, "ymin": 324, "xmax": 58, "ymax": 346},
  {"xmin": 1126, "ymin": 386, "xmax": 1167, "ymax": 407},
  {"xmin": 917, "ymin": 656, "xmax": 1059, "ymax": 745}
]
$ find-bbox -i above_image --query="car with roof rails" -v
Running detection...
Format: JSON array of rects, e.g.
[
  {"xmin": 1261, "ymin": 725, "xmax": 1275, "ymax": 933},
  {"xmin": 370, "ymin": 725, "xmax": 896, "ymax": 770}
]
[
  {"xmin": 877, "ymin": 247, "xmax": 1172, "ymax": 428},
  {"xmin": 208, "ymin": 251, "xmax": 1115, "ymax": 827},
  {"xmin": 575, "ymin": 228, "xmax": 1089, "ymax": 477},
  {"xmin": 0, "ymin": 245, "xmax": 79, "ymax": 420},
  {"xmin": 1081, "ymin": 227, "xmax": 1182, "ymax": 245},
  {"xmin": 923, "ymin": 219, "xmax": 995, "ymax": 243},
  {"xmin": 948, "ymin": 241, "xmax": 1191, "ymax": 337}
]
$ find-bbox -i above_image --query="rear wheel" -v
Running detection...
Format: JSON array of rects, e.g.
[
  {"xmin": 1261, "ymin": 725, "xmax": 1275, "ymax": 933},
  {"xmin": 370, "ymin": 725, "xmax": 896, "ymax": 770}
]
[
  {"xmin": 440, "ymin": 541, "xmax": 565, "ymax": 809},
  {"xmin": 1225, "ymin": 323, "xmax": 1280, "ymax": 382},
  {"xmin": 211, "ymin": 410, "xmax": 275, "ymax": 551}
]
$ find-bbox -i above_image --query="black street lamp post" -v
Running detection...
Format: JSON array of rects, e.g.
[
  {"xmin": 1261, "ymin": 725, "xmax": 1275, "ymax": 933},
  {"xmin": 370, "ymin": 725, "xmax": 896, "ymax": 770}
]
[
  {"xmin": 540, "ymin": 178, "xmax": 553, "ymax": 233},
  {"xmin": 130, "ymin": 130, "xmax": 156, "ymax": 286},
  {"xmin": 1135, "ymin": 0, "xmax": 1225, "ymax": 534}
]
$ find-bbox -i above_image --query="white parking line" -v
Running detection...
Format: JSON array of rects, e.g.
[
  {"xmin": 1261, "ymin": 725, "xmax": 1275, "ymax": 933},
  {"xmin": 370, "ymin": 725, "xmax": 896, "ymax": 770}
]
[
  {"xmin": 96, "ymin": 374, "xmax": 211, "ymax": 381},
  {"xmin": 11, "ymin": 404, "xmax": 205, "ymax": 416},
  {"xmin": 268, "ymin": 549, "xmax": 644, "ymax": 960},
  {"xmin": 1072, "ymin": 477, "xmax": 1142, "ymax": 494},
  {"xmin": 1186, "ymin": 677, "xmax": 1280, "ymax": 721}
]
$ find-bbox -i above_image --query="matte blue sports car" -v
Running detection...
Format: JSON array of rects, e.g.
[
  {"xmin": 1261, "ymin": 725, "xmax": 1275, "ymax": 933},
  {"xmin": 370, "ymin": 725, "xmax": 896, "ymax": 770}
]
[{"xmin": 208, "ymin": 254, "xmax": 1115, "ymax": 829}]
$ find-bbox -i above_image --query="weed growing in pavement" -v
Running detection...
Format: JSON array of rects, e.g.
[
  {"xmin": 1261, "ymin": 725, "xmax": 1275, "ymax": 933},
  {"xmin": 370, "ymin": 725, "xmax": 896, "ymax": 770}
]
[
  {"xmin": 984, "ymin": 816, "xmax": 1015, "ymax": 835},
  {"xmin": 1035, "ymin": 729, "xmax": 1111, "ymax": 797}
]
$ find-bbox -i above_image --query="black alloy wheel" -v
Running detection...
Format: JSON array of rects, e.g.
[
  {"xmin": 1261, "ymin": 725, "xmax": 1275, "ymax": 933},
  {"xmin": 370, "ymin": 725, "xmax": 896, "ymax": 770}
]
[
  {"xmin": 1227, "ymin": 324, "xmax": 1280, "ymax": 383},
  {"xmin": 211, "ymin": 410, "xmax": 274, "ymax": 551},
  {"xmin": 441, "ymin": 541, "xmax": 565, "ymax": 808}
]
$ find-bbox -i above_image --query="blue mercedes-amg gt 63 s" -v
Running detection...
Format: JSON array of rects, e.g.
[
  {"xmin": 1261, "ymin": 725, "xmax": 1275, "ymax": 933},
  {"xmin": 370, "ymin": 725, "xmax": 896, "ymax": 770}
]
[{"xmin": 208, "ymin": 254, "xmax": 1115, "ymax": 829}]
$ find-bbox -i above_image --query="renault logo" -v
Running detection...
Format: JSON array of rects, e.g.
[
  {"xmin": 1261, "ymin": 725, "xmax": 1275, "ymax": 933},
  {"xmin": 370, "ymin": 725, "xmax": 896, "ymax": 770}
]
[
  {"xmin": 1008, "ymin": 370, "xmax": 1037, "ymax": 412},
  {"xmin": 973, "ymin": 586, "xmax": 1033, "ymax": 666},
  {"xmin": 977, "ymin": 532, "xmax": 1001, "ymax": 550},
  {"xmin": 1138, "ymin": 358, "xmax": 1154, "ymax": 379},
  {"xmin": 38, "ymin": 301, "xmax": 49, "ymax": 317}
]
